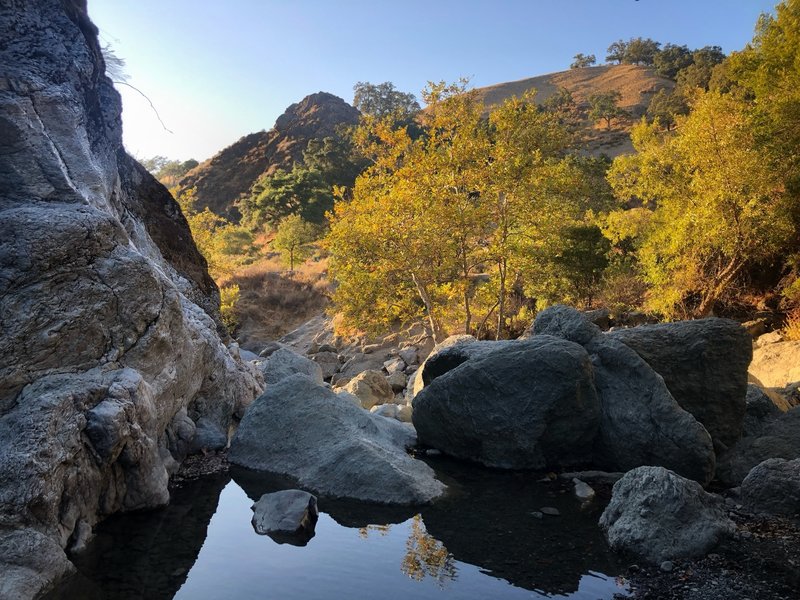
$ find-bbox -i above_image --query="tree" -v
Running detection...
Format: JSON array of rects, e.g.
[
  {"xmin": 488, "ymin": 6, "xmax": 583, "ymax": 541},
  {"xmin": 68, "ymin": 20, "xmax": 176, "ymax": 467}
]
[
  {"xmin": 588, "ymin": 91, "xmax": 626, "ymax": 130},
  {"xmin": 242, "ymin": 167, "xmax": 332, "ymax": 228},
  {"xmin": 654, "ymin": 43, "xmax": 693, "ymax": 79},
  {"xmin": 353, "ymin": 81, "xmax": 420, "ymax": 120},
  {"xmin": 273, "ymin": 214, "xmax": 319, "ymax": 272},
  {"xmin": 606, "ymin": 93, "xmax": 793, "ymax": 318},
  {"xmin": 571, "ymin": 53, "xmax": 596, "ymax": 69},
  {"xmin": 624, "ymin": 38, "xmax": 661, "ymax": 66},
  {"xmin": 606, "ymin": 40, "xmax": 628, "ymax": 64},
  {"xmin": 646, "ymin": 88, "xmax": 688, "ymax": 130},
  {"xmin": 676, "ymin": 46, "xmax": 726, "ymax": 91}
]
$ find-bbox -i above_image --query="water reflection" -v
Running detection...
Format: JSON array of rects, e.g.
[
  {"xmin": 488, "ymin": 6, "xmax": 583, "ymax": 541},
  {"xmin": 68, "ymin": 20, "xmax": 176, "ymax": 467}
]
[
  {"xmin": 47, "ymin": 459, "xmax": 628, "ymax": 600},
  {"xmin": 401, "ymin": 515, "xmax": 457, "ymax": 586}
]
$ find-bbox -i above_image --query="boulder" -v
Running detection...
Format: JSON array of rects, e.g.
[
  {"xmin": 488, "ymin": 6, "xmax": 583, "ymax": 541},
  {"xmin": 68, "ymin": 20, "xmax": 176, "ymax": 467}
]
[
  {"xmin": 749, "ymin": 340, "xmax": 800, "ymax": 388},
  {"xmin": 386, "ymin": 371, "xmax": 408, "ymax": 393},
  {"xmin": 398, "ymin": 347, "xmax": 419, "ymax": 366},
  {"xmin": 754, "ymin": 330, "xmax": 783, "ymax": 348},
  {"xmin": 586, "ymin": 335, "xmax": 716, "ymax": 485},
  {"xmin": 335, "ymin": 390, "xmax": 362, "ymax": 407},
  {"xmin": 742, "ymin": 384, "xmax": 784, "ymax": 438},
  {"xmin": 338, "ymin": 351, "xmax": 391, "ymax": 380},
  {"xmin": 608, "ymin": 318, "xmax": 751, "ymax": 449},
  {"xmin": 740, "ymin": 458, "xmax": 800, "ymax": 516},
  {"xmin": 410, "ymin": 334, "xmax": 476, "ymax": 397},
  {"xmin": 261, "ymin": 347, "xmax": 323, "ymax": 386},
  {"xmin": 716, "ymin": 407, "xmax": 800, "ymax": 486},
  {"xmin": 412, "ymin": 336, "xmax": 600, "ymax": 470},
  {"xmin": 251, "ymin": 490, "xmax": 319, "ymax": 546},
  {"xmin": 229, "ymin": 374, "xmax": 445, "ymax": 504},
  {"xmin": 310, "ymin": 350, "xmax": 341, "ymax": 380},
  {"xmin": 340, "ymin": 370, "xmax": 395, "ymax": 409},
  {"xmin": 599, "ymin": 466, "xmax": 735, "ymax": 564},
  {"xmin": 532, "ymin": 306, "xmax": 716, "ymax": 484},
  {"xmin": 383, "ymin": 356, "xmax": 406, "ymax": 375},
  {"xmin": 190, "ymin": 418, "xmax": 228, "ymax": 453},
  {"xmin": 371, "ymin": 404, "xmax": 399, "ymax": 419}
]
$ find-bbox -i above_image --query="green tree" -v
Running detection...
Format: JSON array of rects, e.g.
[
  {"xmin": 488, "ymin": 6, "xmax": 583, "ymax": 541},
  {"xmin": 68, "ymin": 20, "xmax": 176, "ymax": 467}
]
[
  {"xmin": 242, "ymin": 167, "xmax": 332, "ymax": 227},
  {"xmin": 606, "ymin": 40, "xmax": 628, "ymax": 64},
  {"xmin": 273, "ymin": 214, "xmax": 319, "ymax": 272},
  {"xmin": 624, "ymin": 37, "xmax": 661, "ymax": 65},
  {"xmin": 646, "ymin": 88, "xmax": 688, "ymax": 130},
  {"xmin": 653, "ymin": 43, "xmax": 693, "ymax": 79},
  {"xmin": 571, "ymin": 53, "xmax": 596, "ymax": 68},
  {"xmin": 588, "ymin": 91, "xmax": 626, "ymax": 130},
  {"xmin": 607, "ymin": 93, "xmax": 793, "ymax": 318},
  {"xmin": 353, "ymin": 81, "xmax": 421, "ymax": 120}
]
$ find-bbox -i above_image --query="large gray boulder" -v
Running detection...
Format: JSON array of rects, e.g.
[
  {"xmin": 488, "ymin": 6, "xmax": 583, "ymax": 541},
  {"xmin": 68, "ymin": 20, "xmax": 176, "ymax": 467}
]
[
  {"xmin": 412, "ymin": 336, "xmax": 600, "ymax": 470},
  {"xmin": 740, "ymin": 458, "xmax": 800, "ymax": 516},
  {"xmin": 608, "ymin": 318, "xmax": 751, "ymax": 449},
  {"xmin": 586, "ymin": 335, "xmax": 716, "ymax": 485},
  {"xmin": 410, "ymin": 334, "xmax": 476, "ymax": 397},
  {"xmin": 742, "ymin": 384, "xmax": 784, "ymax": 438},
  {"xmin": 261, "ymin": 347, "xmax": 323, "ymax": 386},
  {"xmin": 251, "ymin": 489, "xmax": 319, "ymax": 546},
  {"xmin": 532, "ymin": 305, "xmax": 715, "ymax": 485},
  {"xmin": 229, "ymin": 374, "xmax": 445, "ymax": 504},
  {"xmin": 0, "ymin": 3, "xmax": 260, "ymax": 597},
  {"xmin": 716, "ymin": 407, "xmax": 800, "ymax": 486},
  {"xmin": 599, "ymin": 466, "xmax": 735, "ymax": 564}
]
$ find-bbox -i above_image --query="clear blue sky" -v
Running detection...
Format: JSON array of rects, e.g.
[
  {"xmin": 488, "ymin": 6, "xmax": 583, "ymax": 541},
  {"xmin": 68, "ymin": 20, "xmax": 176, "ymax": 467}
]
[{"xmin": 88, "ymin": 0, "xmax": 778, "ymax": 162}]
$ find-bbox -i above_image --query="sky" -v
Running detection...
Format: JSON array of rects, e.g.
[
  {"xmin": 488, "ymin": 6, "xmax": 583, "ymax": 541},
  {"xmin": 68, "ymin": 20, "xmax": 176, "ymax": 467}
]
[{"xmin": 88, "ymin": 0, "xmax": 778, "ymax": 163}]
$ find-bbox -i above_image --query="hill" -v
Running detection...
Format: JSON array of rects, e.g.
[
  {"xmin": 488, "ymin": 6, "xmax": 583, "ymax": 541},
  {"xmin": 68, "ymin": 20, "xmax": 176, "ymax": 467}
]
[
  {"xmin": 178, "ymin": 92, "xmax": 360, "ymax": 219},
  {"xmin": 473, "ymin": 64, "xmax": 674, "ymax": 156}
]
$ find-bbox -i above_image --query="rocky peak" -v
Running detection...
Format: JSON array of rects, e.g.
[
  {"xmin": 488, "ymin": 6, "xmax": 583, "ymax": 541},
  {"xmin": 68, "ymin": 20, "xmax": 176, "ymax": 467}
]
[{"xmin": 178, "ymin": 91, "xmax": 360, "ymax": 219}]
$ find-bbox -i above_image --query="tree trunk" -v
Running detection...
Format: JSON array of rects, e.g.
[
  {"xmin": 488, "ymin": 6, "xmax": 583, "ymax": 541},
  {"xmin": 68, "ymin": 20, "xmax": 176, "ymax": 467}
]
[
  {"xmin": 412, "ymin": 272, "xmax": 445, "ymax": 343},
  {"xmin": 496, "ymin": 256, "xmax": 506, "ymax": 340},
  {"xmin": 695, "ymin": 256, "xmax": 743, "ymax": 317}
]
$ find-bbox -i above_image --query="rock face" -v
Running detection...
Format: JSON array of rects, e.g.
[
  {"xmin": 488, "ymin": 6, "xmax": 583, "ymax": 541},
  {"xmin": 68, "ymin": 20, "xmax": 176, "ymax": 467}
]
[
  {"xmin": 716, "ymin": 407, "xmax": 800, "ymax": 486},
  {"xmin": 229, "ymin": 374, "xmax": 446, "ymax": 504},
  {"xmin": 261, "ymin": 347, "xmax": 323, "ymax": 386},
  {"xmin": 0, "ymin": 2, "xmax": 260, "ymax": 597},
  {"xmin": 742, "ymin": 384, "xmax": 784, "ymax": 438},
  {"xmin": 251, "ymin": 490, "xmax": 319, "ymax": 546},
  {"xmin": 608, "ymin": 318, "xmax": 751, "ymax": 449},
  {"xmin": 177, "ymin": 92, "xmax": 361, "ymax": 219},
  {"xmin": 413, "ymin": 336, "xmax": 600, "ymax": 469},
  {"xmin": 599, "ymin": 467, "xmax": 735, "ymax": 564},
  {"xmin": 740, "ymin": 458, "xmax": 800, "ymax": 516}
]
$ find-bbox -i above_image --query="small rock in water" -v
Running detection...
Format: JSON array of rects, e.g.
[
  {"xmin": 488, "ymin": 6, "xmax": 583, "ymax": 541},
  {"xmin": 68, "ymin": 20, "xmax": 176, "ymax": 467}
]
[
  {"xmin": 540, "ymin": 506, "xmax": 561, "ymax": 516},
  {"xmin": 251, "ymin": 489, "xmax": 319, "ymax": 546},
  {"xmin": 660, "ymin": 560, "xmax": 674, "ymax": 572},
  {"xmin": 572, "ymin": 478, "xmax": 596, "ymax": 501},
  {"xmin": 530, "ymin": 511, "xmax": 543, "ymax": 519}
]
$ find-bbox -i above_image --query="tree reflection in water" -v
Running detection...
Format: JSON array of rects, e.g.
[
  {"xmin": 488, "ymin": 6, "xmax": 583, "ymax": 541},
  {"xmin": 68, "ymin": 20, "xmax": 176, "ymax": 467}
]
[
  {"xmin": 401, "ymin": 515, "xmax": 457, "ymax": 586},
  {"xmin": 358, "ymin": 523, "xmax": 392, "ymax": 539}
]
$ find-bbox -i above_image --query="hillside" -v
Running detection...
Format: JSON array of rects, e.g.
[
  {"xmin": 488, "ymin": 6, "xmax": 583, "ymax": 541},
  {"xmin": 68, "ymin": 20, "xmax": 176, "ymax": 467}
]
[
  {"xmin": 178, "ymin": 92, "xmax": 360, "ymax": 219},
  {"xmin": 474, "ymin": 64, "xmax": 674, "ymax": 156}
]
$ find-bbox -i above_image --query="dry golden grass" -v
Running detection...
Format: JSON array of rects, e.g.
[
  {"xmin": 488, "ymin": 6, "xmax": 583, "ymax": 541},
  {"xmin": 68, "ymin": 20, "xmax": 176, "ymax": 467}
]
[
  {"xmin": 783, "ymin": 308, "xmax": 800, "ymax": 341},
  {"xmin": 227, "ymin": 255, "xmax": 330, "ymax": 350}
]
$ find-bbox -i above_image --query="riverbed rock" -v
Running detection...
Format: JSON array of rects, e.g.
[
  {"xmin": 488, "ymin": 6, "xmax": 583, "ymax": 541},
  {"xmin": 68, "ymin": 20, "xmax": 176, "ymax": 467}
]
[
  {"xmin": 608, "ymin": 318, "xmax": 751, "ymax": 449},
  {"xmin": 251, "ymin": 490, "xmax": 319, "ymax": 546},
  {"xmin": 586, "ymin": 335, "xmax": 716, "ymax": 485},
  {"xmin": 261, "ymin": 347, "xmax": 323, "ymax": 386},
  {"xmin": 229, "ymin": 374, "xmax": 445, "ymax": 504},
  {"xmin": 716, "ymin": 407, "xmax": 800, "ymax": 486},
  {"xmin": 340, "ymin": 370, "xmax": 395, "ymax": 409},
  {"xmin": 410, "ymin": 334, "xmax": 476, "ymax": 397},
  {"xmin": 532, "ymin": 306, "xmax": 716, "ymax": 485},
  {"xmin": 749, "ymin": 340, "xmax": 800, "ymax": 388},
  {"xmin": 740, "ymin": 458, "xmax": 800, "ymax": 516},
  {"xmin": 386, "ymin": 371, "xmax": 408, "ymax": 393},
  {"xmin": 599, "ymin": 466, "xmax": 735, "ymax": 564},
  {"xmin": 742, "ymin": 384, "xmax": 784, "ymax": 438},
  {"xmin": 0, "ymin": 3, "xmax": 261, "ymax": 597},
  {"xmin": 413, "ymin": 336, "xmax": 600, "ymax": 469},
  {"xmin": 310, "ymin": 350, "xmax": 341, "ymax": 380}
]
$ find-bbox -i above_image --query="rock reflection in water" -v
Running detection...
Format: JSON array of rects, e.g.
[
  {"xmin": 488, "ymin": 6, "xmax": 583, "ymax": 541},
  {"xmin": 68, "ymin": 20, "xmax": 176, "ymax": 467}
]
[{"xmin": 42, "ymin": 474, "xmax": 230, "ymax": 600}]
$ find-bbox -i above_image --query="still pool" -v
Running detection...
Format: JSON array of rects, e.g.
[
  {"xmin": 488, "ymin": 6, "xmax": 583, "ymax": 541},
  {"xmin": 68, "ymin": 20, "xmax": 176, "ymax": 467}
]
[{"xmin": 47, "ymin": 457, "xmax": 629, "ymax": 599}]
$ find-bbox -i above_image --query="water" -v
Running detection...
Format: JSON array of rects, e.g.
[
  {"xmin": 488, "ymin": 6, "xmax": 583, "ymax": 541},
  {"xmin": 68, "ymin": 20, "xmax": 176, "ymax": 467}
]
[{"xmin": 47, "ymin": 457, "xmax": 629, "ymax": 599}]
